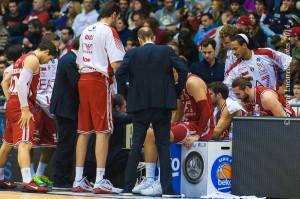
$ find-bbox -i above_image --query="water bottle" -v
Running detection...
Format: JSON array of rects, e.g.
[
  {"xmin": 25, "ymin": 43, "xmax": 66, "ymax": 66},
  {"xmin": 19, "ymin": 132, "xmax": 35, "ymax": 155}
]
[{"xmin": 253, "ymin": 104, "xmax": 261, "ymax": 116}]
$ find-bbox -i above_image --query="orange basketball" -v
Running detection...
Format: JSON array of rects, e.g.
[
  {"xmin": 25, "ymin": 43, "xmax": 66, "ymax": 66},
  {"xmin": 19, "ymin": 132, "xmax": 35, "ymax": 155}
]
[{"xmin": 217, "ymin": 164, "xmax": 232, "ymax": 179}]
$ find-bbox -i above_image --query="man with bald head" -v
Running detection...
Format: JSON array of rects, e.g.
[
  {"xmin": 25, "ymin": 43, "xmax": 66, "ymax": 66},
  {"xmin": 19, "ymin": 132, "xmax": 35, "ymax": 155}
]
[{"xmin": 116, "ymin": 27, "xmax": 188, "ymax": 197}]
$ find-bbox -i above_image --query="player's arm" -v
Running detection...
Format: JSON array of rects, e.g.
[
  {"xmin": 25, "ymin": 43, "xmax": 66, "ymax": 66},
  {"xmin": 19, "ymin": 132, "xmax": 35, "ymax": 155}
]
[
  {"xmin": 261, "ymin": 91, "xmax": 286, "ymax": 116},
  {"xmin": 186, "ymin": 76, "xmax": 211, "ymax": 140},
  {"xmin": 1, "ymin": 73, "xmax": 12, "ymax": 100},
  {"xmin": 17, "ymin": 55, "xmax": 39, "ymax": 128},
  {"xmin": 171, "ymin": 99, "xmax": 184, "ymax": 123},
  {"xmin": 213, "ymin": 109, "xmax": 242, "ymax": 139},
  {"xmin": 110, "ymin": 61, "xmax": 122, "ymax": 73}
]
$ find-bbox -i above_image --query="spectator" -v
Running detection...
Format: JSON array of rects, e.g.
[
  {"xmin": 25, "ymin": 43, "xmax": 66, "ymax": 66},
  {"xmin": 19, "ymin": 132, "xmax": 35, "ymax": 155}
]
[
  {"xmin": 72, "ymin": 0, "xmax": 99, "ymax": 37},
  {"xmin": 209, "ymin": 0, "xmax": 224, "ymax": 26},
  {"xmin": 154, "ymin": 0, "xmax": 179, "ymax": 32},
  {"xmin": 128, "ymin": 0, "xmax": 153, "ymax": 30},
  {"xmin": 57, "ymin": 1, "xmax": 82, "ymax": 29},
  {"xmin": 131, "ymin": 11, "xmax": 146, "ymax": 45},
  {"xmin": 23, "ymin": 19, "xmax": 42, "ymax": 52},
  {"xmin": 193, "ymin": 13, "xmax": 215, "ymax": 46},
  {"xmin": 178, "ymin": 27, "xmax": 199, "ymax": 66},
  {"xmin": 190, "ymin": 38, "xmax": 224, "ymax": 84},
  {"xmin": 236, "ymin": 15, "xmax": 252, "ymax": 33},
  {"xmin": 41, "ymin": 23, "xmax": 56, "ymax": 36},
  {"xmin": 290, "ymin": 26, "xmax": 300, "ymax": 62},
  {"xmin": 144, "ymin": 17, "xmax": 168, "ymax": 45},
  {"xmin": 23, "ymin": 0, "xmax": 50, "ymax": 25},
  {"xmin": 254, "ymin": 0, "xmax": 268, "ymax": 23},
  {"xmin": 116, "ymin": 17, "xmax": 133, "ymax": 47},
  {"xmin": 3, "ymin": 0, "xmax": 26, "ymax": 44},
  {"xmin": 59, "ymin": 26, "xmax": 74, "ymax": 56},
  {"xmin": 0, "ymin": 17, "xmax": 9, "ymax": 54},
  {"xmin": 119, "ymin": 0, "xmax": 130, "ymax": 21},
  {"xmin": 248, "ymin": 12, "xmax": 266, "ymax": 47},
  {"xmin": 230, "ymin": 0, "xmax": 246, "ymax": 23},
  {"xmin": 289, "ymin": 79, "xmax": 300, "ymax": 116}
]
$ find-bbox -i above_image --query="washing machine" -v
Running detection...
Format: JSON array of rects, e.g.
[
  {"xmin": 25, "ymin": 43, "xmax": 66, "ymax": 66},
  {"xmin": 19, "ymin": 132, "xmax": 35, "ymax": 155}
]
[{"xmin": 180, "ymin": 141, "xmax": 232, "ymax": 198}]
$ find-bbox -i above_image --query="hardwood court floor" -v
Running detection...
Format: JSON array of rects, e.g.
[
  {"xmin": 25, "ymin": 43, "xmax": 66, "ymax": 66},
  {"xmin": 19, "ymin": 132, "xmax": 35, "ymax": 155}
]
[{"xmin": 0, "ymin": 190, "xmax": 181, "ymax": 199}]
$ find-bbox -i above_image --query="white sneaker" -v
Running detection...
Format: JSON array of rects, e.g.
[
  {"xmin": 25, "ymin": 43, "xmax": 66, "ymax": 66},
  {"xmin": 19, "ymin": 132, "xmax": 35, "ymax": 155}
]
[
  {"xmin": 72, "ymin": 177, "xmax": 93, "ymax": 192},
  {"xmin": 92, "ymin": 179, "xmax": 122, "ymax": 194},
  {"xmin": 132, "ymin": 177, "xmax": 155, "ymax": 194},
  {"xmin": 140, "ymin": 180, "xmax": 162, "ymax": 196}
]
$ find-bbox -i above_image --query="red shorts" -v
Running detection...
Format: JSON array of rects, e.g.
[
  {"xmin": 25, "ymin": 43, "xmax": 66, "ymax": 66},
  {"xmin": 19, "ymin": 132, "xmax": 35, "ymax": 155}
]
[
  {"xmin": 3, "ymin": 96, "xmax": 38, "ymax": 146},
  {"xmin": 78, "ymin": 72, "xmax": 113, "ymax": 134},
  {"xmin": 34, "ymin": 106, "xmax": 57, "ymax": 147}
]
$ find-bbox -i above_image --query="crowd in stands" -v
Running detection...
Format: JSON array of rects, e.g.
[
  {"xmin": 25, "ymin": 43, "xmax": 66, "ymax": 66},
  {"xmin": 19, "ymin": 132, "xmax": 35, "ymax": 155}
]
[{"xmin": 0, "ymin": 0, "xmax": 299, "ymax": 101}]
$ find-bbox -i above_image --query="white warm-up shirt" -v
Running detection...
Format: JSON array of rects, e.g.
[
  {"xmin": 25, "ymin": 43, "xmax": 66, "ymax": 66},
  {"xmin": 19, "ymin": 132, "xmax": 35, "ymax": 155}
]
[{"xmin": 77, "ymin": 22, "xmax": 125, "ymax": 77}]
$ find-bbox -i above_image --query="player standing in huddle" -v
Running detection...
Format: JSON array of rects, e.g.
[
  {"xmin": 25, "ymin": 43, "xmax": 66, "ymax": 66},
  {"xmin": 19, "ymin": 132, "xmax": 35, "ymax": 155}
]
[
  {"xmin": 72, "ymin": 2, "xmax": 125, "ymax": 194},
  {"xmin": 32, "ymin": 57, "xmax": 58, "ymax": 187},
  {"xmin": 224, "ymin": 33, "xmax": 293, "ymax": 96},
  {"xmin": 3, "ymin": 39, "xmax": 57, "ymax": 192}
]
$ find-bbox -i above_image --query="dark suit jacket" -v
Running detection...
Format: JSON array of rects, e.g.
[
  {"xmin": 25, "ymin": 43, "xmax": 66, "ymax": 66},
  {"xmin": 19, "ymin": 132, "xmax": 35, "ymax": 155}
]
[
  {"xmin": 116, "ymin": 43, "xmax": 188, "ymax": 113},
  {"xmin": 50, "ymin": 51, "xmax": 79, "ymax": 120}
]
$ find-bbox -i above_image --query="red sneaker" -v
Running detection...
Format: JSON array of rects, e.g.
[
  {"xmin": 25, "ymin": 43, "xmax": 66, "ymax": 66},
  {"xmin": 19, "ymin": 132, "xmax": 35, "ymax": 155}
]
[
  {"xmin": 22, "ymin": 181, "xmax": 48, "ymax": 193},
  {"xmin": 0, "ymin": 179, "xmax": 17, "ymax": 189},
  {"xmin": 72, "ymin": 177, "xmax": 92, "ymax": 193}
]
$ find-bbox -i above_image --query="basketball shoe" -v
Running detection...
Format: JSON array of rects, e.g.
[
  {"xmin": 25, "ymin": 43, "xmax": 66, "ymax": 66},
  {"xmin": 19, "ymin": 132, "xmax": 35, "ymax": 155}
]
[
  {"xmin": 140, "ymin": 180, "xmax": 162, "ymax": 196},
  {"xmin": 132, "ymin": 177, "xmax": 155, "ymax": 194},
  {"xmin": 92, "ymin": 179, "xmax": 122, "ymax": 194},
  {"xmin": 22, "ymin": 181, "xmax": 48, "ymax": 193},
  {"xmin": 72, "ymin": 177, "xmax": 93, "ymax": 192},
  {"xmin": 0, "ymin": 179, "xmax": 17, "ymax": 189}
]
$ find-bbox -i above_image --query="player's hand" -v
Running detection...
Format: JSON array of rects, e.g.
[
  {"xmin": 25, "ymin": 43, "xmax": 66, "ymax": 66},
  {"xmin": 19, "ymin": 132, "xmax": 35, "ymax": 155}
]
[
  {"xmin": 18, "ymin": 107, "xmax": 35, "ymax": 129},
  {"xmin": 183, "ymin": 134, "xmax": 199, "ymax": 149}
]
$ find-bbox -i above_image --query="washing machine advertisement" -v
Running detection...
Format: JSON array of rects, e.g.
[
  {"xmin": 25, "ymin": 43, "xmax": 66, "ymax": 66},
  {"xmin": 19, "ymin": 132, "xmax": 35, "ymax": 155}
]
[
  {"xmin": 180, "ymin": 141, "xmax": 232, "ymax": 198},
  {"xmin": 170, "ymin": 143, "xmax": 182, "ymax": 194}
]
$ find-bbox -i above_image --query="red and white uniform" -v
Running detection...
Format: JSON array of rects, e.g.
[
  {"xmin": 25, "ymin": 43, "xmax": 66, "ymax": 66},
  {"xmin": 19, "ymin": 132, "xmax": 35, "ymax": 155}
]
[
  {"xmin": 3, "ymin": 53, "xmax": 40, "ymax": 146},
  {"xmin": 171, "ymin": 75, "xmax": 215, "ymax": 143},
  {"xmin": 214, "ymin": 98, "xmax": 246, "ymax": 140},
  {"xmin": 35, "ymin": 59, "xmax": 58, "ymax": 147},
  {"xmin": 224, "ymin": 48, "xmax": 292, "ymax": 97},
  {"xmin": 224, "ymin": 50, "xmax": 237, "ymax": 74},
  {"xmin": 77, "ymin": 22, "xmax": 125, "ymax": 134},
  {"xmin": 245, "ymin": 86, "xmax": 295, "ymax": 117}
]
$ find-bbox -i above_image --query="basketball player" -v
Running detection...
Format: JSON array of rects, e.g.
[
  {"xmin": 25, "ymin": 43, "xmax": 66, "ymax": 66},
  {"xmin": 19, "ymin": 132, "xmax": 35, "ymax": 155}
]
[
  {"xmin": 72, "ymin": 2, "xmax": 125, "ymax": 194},
  {"xmin": 208, "ymin": 81, "xmax": 245, "ymax": 140},
  {"xmin": 32, "ymin": 57, "xmax": 58, "ymax": 187},
  {"xmin": 132, "ymin": 73, "xmax": 215, "ymax": 196},
  {"xmin": 224, "ymin": 33, "xmax": 294, "ymax": 96},
  {"xmin": 2, "ymin": 39, "xmax": 57, "ymax": 192},
  {"xmin": 232, "ymin": 76, "xmax": 295, "ymax": 117}
]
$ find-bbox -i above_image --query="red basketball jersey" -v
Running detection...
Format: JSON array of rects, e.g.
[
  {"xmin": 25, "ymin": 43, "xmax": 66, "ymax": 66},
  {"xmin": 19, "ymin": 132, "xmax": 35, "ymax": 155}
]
[{"xmin": 8, "ymin": 53, "xmax": 40, "ymax": 106}]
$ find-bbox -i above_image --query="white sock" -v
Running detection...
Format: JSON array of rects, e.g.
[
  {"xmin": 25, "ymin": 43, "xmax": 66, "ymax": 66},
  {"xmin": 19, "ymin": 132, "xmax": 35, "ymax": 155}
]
[
  {"xmin": 157, "ymin": 166, "xmax": 160, "ymax": 181},
  {"xmin": 75, "ymin": 167, "xmax": 84, "ymax": 182},
  {"xmin": 145, "ymin": 162, "xmax": 156, "ymax": 179},
  {"xmin": 30, "ymin": 163, "xmax": 35, "ymax": 176},
  {"xmin": 21, "ymin": 168, "xmax": 32, "ymax": 183},
  {"xmin": 0, "ymin": 168, "xmax": 4, "ymax": 180},
  {"xmin": 36, "ymin": 162, "xmax": 47, "ymax": 177},
  {"xmin": 95, "ymin": 168, "xmax": 105, "ymax": 184}
]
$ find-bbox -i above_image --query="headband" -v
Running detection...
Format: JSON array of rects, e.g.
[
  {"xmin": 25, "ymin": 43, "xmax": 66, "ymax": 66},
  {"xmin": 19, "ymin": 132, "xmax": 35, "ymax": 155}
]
[{"xmin": 237, "ymin": 33, "xmax": 249, "ymax": 45}]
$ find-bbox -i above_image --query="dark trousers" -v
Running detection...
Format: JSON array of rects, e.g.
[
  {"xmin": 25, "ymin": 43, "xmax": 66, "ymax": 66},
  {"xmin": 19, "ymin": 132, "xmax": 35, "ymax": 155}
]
[
  {"xmin": 52, "ymin": 116, "xmax": 77, "ymax": 186},
  {"xmin": 123, "ymin": 108, "xmax": 173, "ymax": 194}
]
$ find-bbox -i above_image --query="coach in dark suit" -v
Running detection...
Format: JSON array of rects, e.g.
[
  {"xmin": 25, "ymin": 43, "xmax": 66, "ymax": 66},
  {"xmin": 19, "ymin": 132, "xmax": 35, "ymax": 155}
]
[
  {"xmin": 116, "ymin": 27, "xmax": 188, "ymax": 196},
  {"xmin": 50, "ymin": 39, "xmax": 80, "ymax": 188}
]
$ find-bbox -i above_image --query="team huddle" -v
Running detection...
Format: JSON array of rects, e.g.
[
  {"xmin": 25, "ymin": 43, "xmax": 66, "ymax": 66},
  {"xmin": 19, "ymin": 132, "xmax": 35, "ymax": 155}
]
[{"xmin": 0, "ymin": 1, "xmax": 297, "ymax": 196}]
